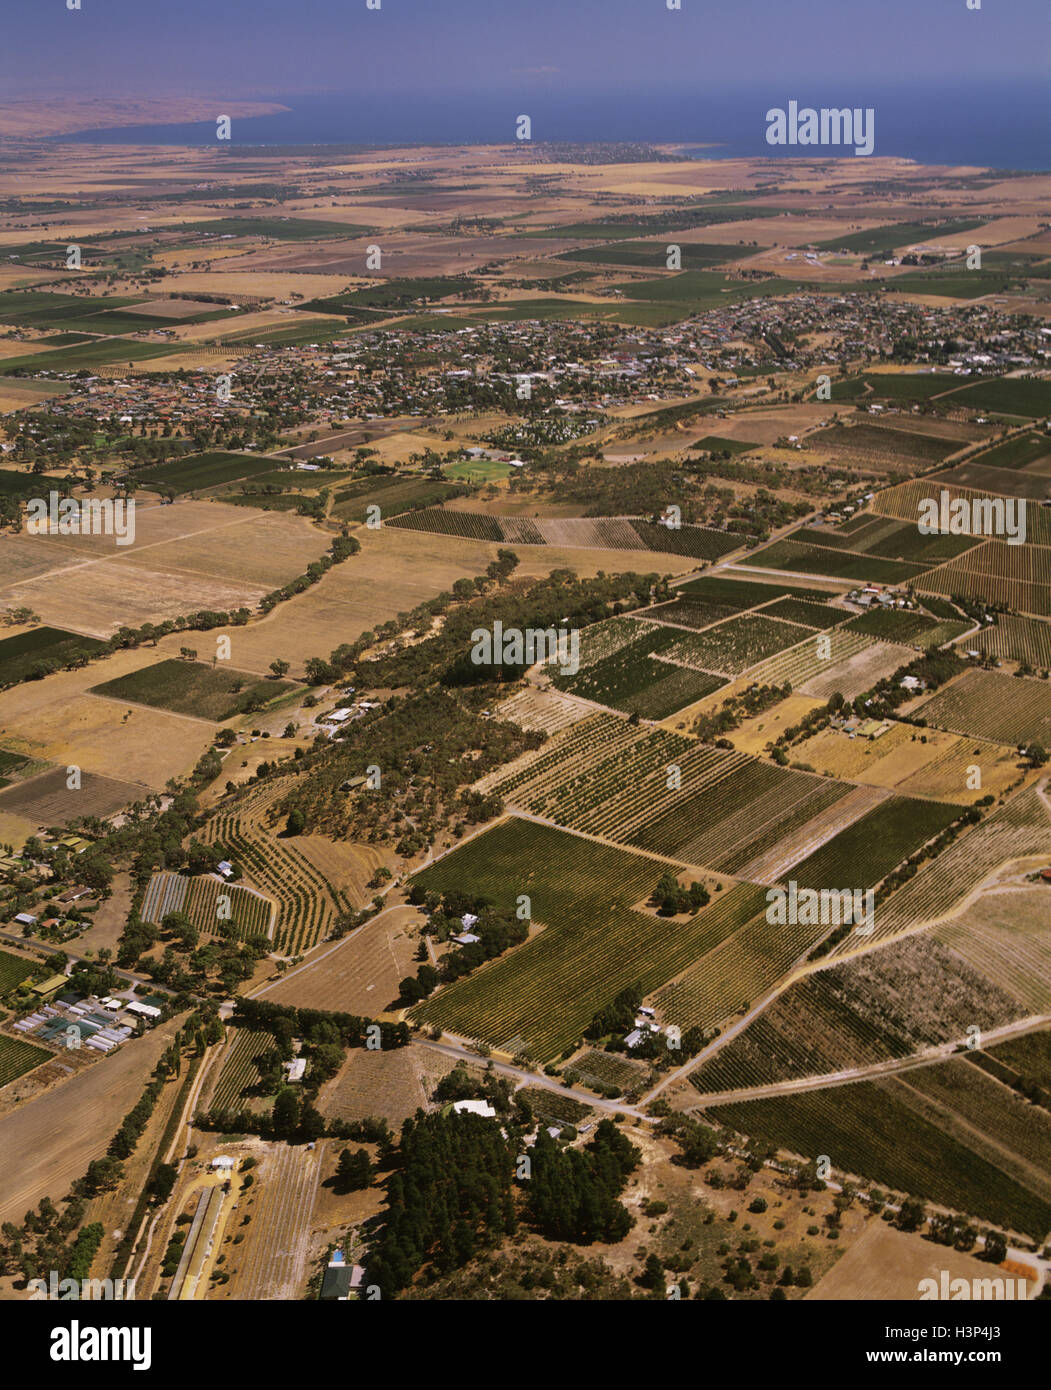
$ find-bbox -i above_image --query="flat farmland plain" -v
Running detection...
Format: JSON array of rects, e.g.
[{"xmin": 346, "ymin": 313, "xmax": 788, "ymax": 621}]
[
  {"xmin": 0, "ymin": 503, "xmax": 331, "ymax": 636},
  {"xmin": 0, "ymin": 651, "xmax": 214, "ymax": 788},
  {"xmin": 0, "ymin": 1019, "xmax": 181, "ymax": 1226},
  {"xmin": 199, "ymin": 525, "xmax": 681, "ymax": 676}
]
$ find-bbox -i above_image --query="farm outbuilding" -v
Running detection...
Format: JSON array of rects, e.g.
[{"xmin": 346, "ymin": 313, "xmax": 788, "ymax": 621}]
[
  {"xmin": 127, "ymin": 1001, "xmax": 162, "ymax": 1019},
  {"xmin": 30, "ymin": 974, "xmax": 68, "ymax": 1002}
]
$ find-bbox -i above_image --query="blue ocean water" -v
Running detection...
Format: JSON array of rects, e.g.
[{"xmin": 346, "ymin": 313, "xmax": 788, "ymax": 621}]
[{"xmin": 61, "ymin": 83, "xmax": 1048, "ymax": 169}]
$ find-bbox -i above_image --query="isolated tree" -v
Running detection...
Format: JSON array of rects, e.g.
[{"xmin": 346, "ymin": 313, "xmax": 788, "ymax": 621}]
[
  {"xmin": 337, "ymin": 1148, "xmax": 375, "ymax": 1191},
  {"xmin": 983, "ymin": 1230, "xmax": 1008, "ymax": 1264},
  {"xmin": 271, "ymin": 1087, "xmax": 301, "ymax": 1139}
]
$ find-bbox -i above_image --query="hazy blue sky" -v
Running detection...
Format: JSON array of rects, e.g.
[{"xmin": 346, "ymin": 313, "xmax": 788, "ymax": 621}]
[{"xmin": 3, "ymin": 0, "xmax": 1047, "ymax": 99}]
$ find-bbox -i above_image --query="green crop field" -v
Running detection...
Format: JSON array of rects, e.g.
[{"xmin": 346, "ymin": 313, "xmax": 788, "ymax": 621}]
[
  {"xmin": 211, "ymin": 1026, "xmax": 278, "ymax": 1112},
  {"xmin": 522, "ymin": 207, "xmax": 784, "ymax": 241},
  {"xmin": 942, "ymin": 378, "xmax": 1051, "ymax": 419},
  {"xmin": 481, "ymin": 715, "xmax": 850, "ymax": 881},
  {"xmin": 0, "ymin": 749, "xmax": 32, "ymax": 787},
  {"xmin": 967, "ymin": 433, "xmax": 1051, "ymax": 471},
  {"xmin": 829, "ymin": 373, "xmax": 958, "ymax": 404},
  {"xmin": 986, "ymin": 1030, "xmax": 1051, "ymax": 1090},
  {"xmin": 786, "ymin": 796, "xmax": 964, "ymax": 891},
  {"xmin": 0, "ymin": 1034, "xmax": 51, "ymax": 1088},
  {"xmin": 412, "ymin": 818, "xmax": 756, "ymax": 1061},
  {"xmin": 0, "ymin": 290, "xmax": 145, "ymax": 326},
  {"xmin": 387, "ymin": 507, "xmax": 741, "ymax": 558},
  {"xmin": 39, "ymin": 332, "xmax": 97, "ymax": 346},
  {"xmin": 652, "ymin": 882, "xmax": 833, "ymax": 1032},
  {"xmin": 920, "ymin": 540, "xmax": 1051, "ymax": 618},
  {"xmin": 692, "ymin": 435, "xmax": 760, "ymax": 455},
  {"xmin": 806, "ymin": 422, "xmax": 959, "ymax": 463},
  {"xmin": 553, "ymin": 622, "xmax": 726, "ymax": 717},
  {"xmin": 628, "ymin": 522, "xmax": 744, "ymax": 560},
  {"xmin": 386, "ymin": 506, "xmax": 501, "ymax": 541},
  {"xmin": 0, "ymin": 948, "xmax": 37, "ymax": 991},
  {"xmin": 802, "ymin": 516, "xmax": 980, "ymax": 565},
  {"xmin": 632, "ymin": 757, "xmax": 852, "ymax": 872},
  {"xmin": 872, "ymin": 479, "xmax": 1051, "ymax": 548},
  {"xmin": 201, "ymin": 792, "xmax": 348, "ymax": 955},
  {"xmin": 47, "ymin": 305, "xmax": 234, "ymax": 334},
  {"xmin": 844, "ymin": 607, "xmax": 967, "ymax": 646},
  {"xmin": 747, "ymin": 538, "xmax": 930, "ymax": 584},
  {"xmin": 485, "ymin": 715, "xmax": 710, "ymax": 841},
  {"xmin": 185, "ymin": 875, "xmax": 273, "ymax": 941},
  {"xmin": 707, "ymin": 1069, "xmax": 1051, "ymax": 1239},
  {"xmin": 141, "ymin": 868, "xmax": 273, "ymax": 940},
  {"xmin": 652, "ymin": 612, "xmax": 813, "ymax": 676},
  {"xmin": 0, "ymin": 468, "xmax": 50, "ymax": 497},
  {"xmin": 677, "ymin": 575, "xmax": 832, "ymax": 605},
  {"xmin": 333, "ymin": 477, "xmax": 467, "ymax": 523},
  {"xmin": 814, "ymin": 219, "xmax": 985, "ymax": 253},
  {"xmin": 972, "ymin": 615, "xmax": 1051, "ymax": 667},
  {"xmin": 218, "ymin": 491, "xmax": 313, "ymax": 512},
  {"xmin": 300, "ymin": 276, "xmax": 477, "ymax": 314},
  {"xmin": 91, "ymin": 659, "xmax": 298, "ymax": 722},
  {"xmin": 612, "ymin": 270, "xmax": 807, "ymax": 311},
  {"xmin": 687, "ymin": 933, "xmax": 1021, "ymax": 1097},
  {"xmin": 133, "ymin": 451, "xmax": 277, "ymax": 493},
  {"xmin": 646, "ymin": 576, "xmax": 832, "ymax": 633},
  {"xmin": 0, "ymin": 626, "xmax": 106, "ymax": 686},
  {"xmin": 217, "ymin": 317, "xmax": 378, "ymax": 347},
  {"xmin": 743, "ymin": 628, "xmax": 878, "ymax": 691},
  {"xmin": 758, "ymin": 597, "xmax": 849, "ymax": 629},
  {"xmin": 0, "ymin": 338, "xmax": 179, "ymax": 375},
  {"xmin": 443, "ymin": 458, "xmax": 511, "ymax": 483},
  {"xmin": 890, "ymin": 269, "xmax": 1026, "ymax": 300},
  {"xmin": 645, "ymin": 595, "xmax": 745, "ymax": 629}
]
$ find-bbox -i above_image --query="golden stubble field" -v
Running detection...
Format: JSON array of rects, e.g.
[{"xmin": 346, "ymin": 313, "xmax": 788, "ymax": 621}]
[
  {"xmin": 0, "ymin": 502, "xmax": 331, "ymax": 635},
  {"xmin": 795, "ymin": 722, "xmax": 1022, "ymax": 803},
  {"xmin": 129, "ymin": 520, "xmax": 693, "ymax": 679},
  {"xmin": 259, "ymin": 904, "xmax": 421, "ymax": 1015},
  {"xmin": 807, "ymin": 1220, "xmax": 1036, "ymax": 1300},
  {"xmin": 170, "ymin": 523, "xmax": 687, "ymax": 676}
]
